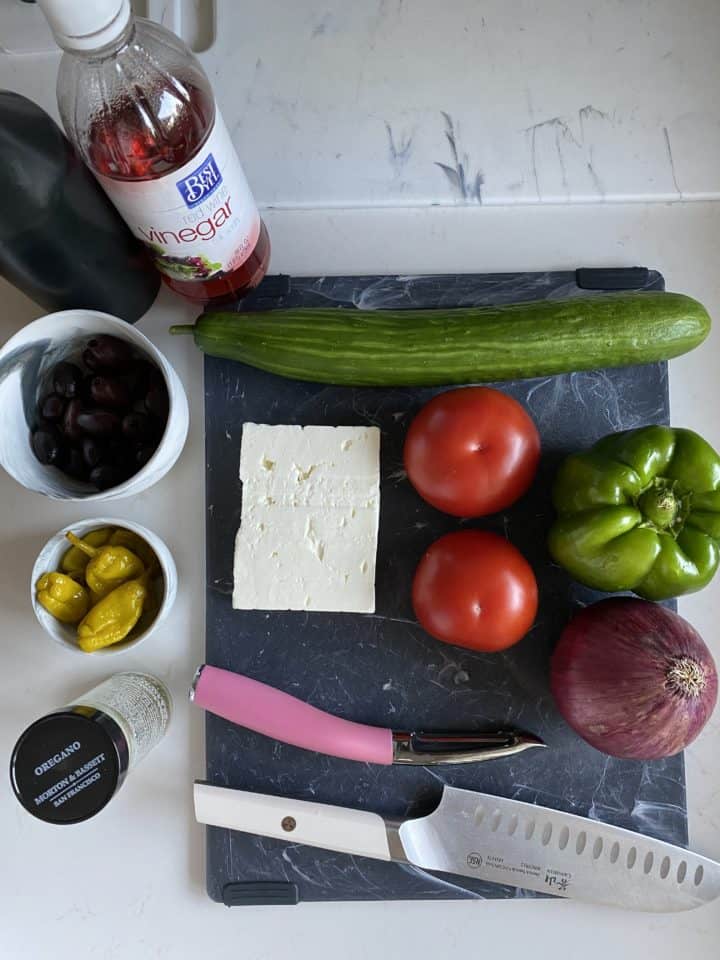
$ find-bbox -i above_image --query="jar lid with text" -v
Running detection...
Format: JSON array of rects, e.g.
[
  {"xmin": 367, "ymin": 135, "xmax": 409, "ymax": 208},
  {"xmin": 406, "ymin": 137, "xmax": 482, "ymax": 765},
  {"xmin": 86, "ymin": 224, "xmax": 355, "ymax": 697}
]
[{"xmin": 10, "ymin": 708, "xmax": 129, "ymax": 824}]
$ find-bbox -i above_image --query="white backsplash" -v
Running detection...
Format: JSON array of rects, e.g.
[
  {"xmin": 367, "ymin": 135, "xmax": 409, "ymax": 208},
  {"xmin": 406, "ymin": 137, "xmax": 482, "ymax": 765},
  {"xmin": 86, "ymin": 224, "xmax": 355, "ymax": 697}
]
[{"xmin": 2, "ymin": 0, "xmax": 719, "ymax": 208}]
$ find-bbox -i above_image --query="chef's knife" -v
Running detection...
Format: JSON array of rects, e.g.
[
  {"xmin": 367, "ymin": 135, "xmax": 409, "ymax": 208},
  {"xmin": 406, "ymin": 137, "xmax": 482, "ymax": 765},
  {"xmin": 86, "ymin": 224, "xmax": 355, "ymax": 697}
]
[
  {"xmin": 190, "ymin": 664, "xmax": 544, "ymax": 764},
  {"xmin": 194, "ymin": 781, "xmax": 720, "ymax": 912}
]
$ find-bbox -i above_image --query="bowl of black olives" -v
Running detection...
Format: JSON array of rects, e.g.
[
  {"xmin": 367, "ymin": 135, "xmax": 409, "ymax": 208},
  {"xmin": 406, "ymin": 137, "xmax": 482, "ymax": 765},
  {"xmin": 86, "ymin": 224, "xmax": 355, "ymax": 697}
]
[{"xmin": 0, "ymin": 310, "xmax": 189, "ymax": 499}]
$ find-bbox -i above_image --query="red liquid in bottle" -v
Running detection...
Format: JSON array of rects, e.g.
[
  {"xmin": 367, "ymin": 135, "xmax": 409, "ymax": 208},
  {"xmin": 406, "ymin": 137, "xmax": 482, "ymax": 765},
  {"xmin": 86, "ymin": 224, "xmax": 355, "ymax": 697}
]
[{"xmin": 87, "ymin": 82, "xmax": 269, "ymax": 305}]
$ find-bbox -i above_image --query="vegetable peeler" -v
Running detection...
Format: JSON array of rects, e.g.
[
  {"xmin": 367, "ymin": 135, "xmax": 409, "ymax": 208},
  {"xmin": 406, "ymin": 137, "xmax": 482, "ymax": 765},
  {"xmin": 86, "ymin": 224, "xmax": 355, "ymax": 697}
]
[{"xmin": 189, "ymin": 664, "xmax": 545, "ymax": 765}]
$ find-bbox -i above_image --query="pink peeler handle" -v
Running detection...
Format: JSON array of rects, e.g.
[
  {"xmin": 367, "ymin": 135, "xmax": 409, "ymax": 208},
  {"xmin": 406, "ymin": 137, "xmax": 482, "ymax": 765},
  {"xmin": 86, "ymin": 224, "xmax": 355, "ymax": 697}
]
[{"xmin": 190, "ymin": 664, "xmax": 394, "ymax": 765}]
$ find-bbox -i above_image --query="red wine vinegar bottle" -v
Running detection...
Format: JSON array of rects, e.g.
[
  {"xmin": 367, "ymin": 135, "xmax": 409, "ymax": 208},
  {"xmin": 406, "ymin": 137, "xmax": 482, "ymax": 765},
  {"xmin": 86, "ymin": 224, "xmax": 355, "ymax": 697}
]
[{"xmin": 38, "ymin": 0, "xmax": 270, "ymax": 305}]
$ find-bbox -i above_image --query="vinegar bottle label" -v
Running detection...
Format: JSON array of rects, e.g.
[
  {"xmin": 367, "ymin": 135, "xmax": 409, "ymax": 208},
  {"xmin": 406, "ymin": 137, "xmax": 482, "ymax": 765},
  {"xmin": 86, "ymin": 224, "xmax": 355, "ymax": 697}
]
[{"xmin": 96, "ymin": 107, "xmax": 261, "ymax": 283}]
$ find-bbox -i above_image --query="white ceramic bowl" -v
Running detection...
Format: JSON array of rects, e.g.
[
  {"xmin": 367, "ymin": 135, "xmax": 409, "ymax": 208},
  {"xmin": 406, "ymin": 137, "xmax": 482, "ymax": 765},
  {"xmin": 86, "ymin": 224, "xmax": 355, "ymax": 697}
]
[
  {"xmin": 0, "ymin": 309, "xmax": 189, "ymax": 500},
  {"xmin": 31, "ymin": 518, "xmax": 178, "ymax": 656}
]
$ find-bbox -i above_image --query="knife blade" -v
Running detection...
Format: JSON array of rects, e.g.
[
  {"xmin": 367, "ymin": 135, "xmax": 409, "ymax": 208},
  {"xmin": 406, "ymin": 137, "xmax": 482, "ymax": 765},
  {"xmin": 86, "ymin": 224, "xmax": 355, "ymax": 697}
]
[
  {"xmin": 190, "ymin": 664, "xmax": 544, "ymax": 765},
  {"xmin": 194, "ymin": 781, "xmax": 720, "ymax": 912}
]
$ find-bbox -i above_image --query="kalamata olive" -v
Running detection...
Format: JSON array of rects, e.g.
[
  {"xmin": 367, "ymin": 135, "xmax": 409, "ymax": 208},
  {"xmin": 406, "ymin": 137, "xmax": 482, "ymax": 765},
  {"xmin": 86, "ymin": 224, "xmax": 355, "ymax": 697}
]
[
  {"xmin": 83, "ymin": 335, "xmax": 133, "ymax": 372},
  {"xmin": 64, "ymin": 447, "xmax": 88, "ymax": 480},
  {"xmin": 62, "ymin": 398, "xmax": 84, "ymax": 443},
  {"xmin": 89, "ymin": 463, "xmax": 121, "ymax": 490},
  {"xmin": 122, "ymin": 411, "xmax": 155, "ymax": 442},
  {"xmin": 82, "ymin": 436, "xmax": 104, "ymax": 468},
  {"xmin": 89, "ymin": 375, "xmax": 131, "ymax": 410},
  {"xmin": 79, "ymin": 374, "xmax": 95, "ymax": 404},
  {"xmin": 104, "ymin": 438, "xmax": 128, "ymax": 464},
  {"xmin": 104, "ymin": 439, "xmax": 137, "ymax": 479},
  {"xmin": 77, "ymin": 409, "xmax": 121, "ymax": 437},
  {"xmin": 31, "ymin": 426, "xmax": 63, "ymax": 466},
  {"xmin": 82, "ymin": 348, "xmax": 99, "ymax": 372},
  {"xmin": 40, "ymin": 393, "xmax": 65, "ymax": 422},
  {"xmin": 145, "ymin": 382, "xmax": 169, "ymax": 421},
  {"xmin": 98, "ymin": 440, "xmax": 136, "ymax": 484},
  {"xmin": 125, "ymin": 368, "xmax": 141, "ymax": 398},
  {"xmin": 130, "ymin": 359, "xmax": 162, "ymax": 399},
  {"xmin": 52, "ymin": 361, "xmax": 83, "ymax": 398},
  {"xmin": 135, "ymin": 444, "xmax": 155, "ymax": 469}
]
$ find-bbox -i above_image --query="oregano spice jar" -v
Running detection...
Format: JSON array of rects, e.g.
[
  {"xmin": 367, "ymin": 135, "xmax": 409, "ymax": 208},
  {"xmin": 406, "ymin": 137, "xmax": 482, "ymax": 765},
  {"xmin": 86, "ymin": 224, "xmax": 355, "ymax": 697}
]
[{"xmin": 10, "ymin": 672, "xmax": 171, "ymax": 824}]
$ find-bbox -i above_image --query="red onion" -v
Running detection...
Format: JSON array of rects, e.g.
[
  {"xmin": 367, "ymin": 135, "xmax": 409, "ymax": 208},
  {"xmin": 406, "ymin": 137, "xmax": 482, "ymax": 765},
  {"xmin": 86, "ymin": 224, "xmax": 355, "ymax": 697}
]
[{"xmin": 551, "ymin": 598, "xmax": 717, "ymax": 760}]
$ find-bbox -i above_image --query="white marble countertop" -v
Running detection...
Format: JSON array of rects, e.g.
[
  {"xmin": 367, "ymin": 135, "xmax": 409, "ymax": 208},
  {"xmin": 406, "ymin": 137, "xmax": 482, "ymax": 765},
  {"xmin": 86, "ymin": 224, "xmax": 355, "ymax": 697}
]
[{"xmin": 1, "ymin": 0, "xmax": 720, "ymax": 955}]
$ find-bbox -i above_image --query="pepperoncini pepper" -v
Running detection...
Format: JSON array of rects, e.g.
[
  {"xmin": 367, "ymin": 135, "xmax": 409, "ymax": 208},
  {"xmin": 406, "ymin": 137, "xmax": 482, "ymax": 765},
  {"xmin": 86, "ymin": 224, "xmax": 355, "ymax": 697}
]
[
  {"xmin": 108, "ymin": 528, "xmax": 157, "ymax": 571},
  {"xmin": 36, "ymin": 572, "xmax": 89, "ymax": 624},
  {"xmin": 65, "ymin": 531, "xmax": 144, "ymax": 600},
  {"xmin": 60, "ymin": 527, "xmax": 114, "ymax": 577},
  {"xmin": 77, "ymin": 572, "xmax": 150, "ymax": 652}
]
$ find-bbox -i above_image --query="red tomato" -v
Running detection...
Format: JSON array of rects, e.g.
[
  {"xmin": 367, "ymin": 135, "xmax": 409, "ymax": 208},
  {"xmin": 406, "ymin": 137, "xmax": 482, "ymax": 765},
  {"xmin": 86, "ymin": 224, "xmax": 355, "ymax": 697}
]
[
  {"xmin": 404, "ymin": 387, "xmax": 540, "ymax": 517},
  {"xmin": 412, "ymin": 530, "xmax": 538, "ymax": 652}
]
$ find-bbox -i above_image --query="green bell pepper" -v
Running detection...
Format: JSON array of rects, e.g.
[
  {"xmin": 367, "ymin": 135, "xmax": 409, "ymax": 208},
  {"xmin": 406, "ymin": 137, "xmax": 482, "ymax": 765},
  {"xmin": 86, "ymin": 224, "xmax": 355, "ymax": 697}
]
[{"xmin": 548, "ymin": 426, "xmax": 720, "ymax": 600}]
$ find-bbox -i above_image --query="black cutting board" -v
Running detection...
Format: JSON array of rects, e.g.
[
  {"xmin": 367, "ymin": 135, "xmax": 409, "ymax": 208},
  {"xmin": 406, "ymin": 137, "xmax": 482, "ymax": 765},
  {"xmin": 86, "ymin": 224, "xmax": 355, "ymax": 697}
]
[{"xmin": 203, "ymin": 268, "xmax": 687, "ymax": 905}]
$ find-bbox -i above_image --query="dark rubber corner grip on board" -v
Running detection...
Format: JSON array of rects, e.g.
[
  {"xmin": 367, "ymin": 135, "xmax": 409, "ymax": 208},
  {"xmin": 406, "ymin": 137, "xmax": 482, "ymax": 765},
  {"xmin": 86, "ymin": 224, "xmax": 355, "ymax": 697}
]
[
  {"xmin": 222, "ymin": 882, "xmax": 300, "ymax": 907},
  {"xmin": 575, "ymin": 267, "xmax": 650, "ymax": 291}
]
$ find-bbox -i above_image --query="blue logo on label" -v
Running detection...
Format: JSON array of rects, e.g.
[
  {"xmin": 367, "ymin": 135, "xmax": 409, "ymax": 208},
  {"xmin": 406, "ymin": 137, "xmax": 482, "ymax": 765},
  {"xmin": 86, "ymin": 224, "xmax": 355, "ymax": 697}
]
[{"xmin": 176, "ymin": 152, "xmax": 222, "ymax": 208}]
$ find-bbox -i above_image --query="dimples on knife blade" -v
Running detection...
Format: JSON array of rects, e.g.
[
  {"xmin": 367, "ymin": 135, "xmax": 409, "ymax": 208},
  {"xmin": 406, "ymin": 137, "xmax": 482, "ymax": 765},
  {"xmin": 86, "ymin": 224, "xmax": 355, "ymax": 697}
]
[{"xmin": 398, "ymin": 788, "xmax": 720, "ymax": 912}]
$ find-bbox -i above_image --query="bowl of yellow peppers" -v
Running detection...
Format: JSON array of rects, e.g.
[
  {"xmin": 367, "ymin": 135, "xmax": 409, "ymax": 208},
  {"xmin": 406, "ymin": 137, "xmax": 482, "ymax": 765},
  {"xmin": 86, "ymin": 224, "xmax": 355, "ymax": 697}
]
[{"xmin": 31, "ymin": 518, "xmax": 177, "ymax": 655}]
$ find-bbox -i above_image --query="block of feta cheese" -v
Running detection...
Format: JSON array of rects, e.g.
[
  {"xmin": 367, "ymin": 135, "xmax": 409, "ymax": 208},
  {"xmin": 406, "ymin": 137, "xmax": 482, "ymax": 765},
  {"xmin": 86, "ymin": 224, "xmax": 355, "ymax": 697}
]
[{"xmin": 233, "ymin": 424, "xmax": 380, "ymax": 612}]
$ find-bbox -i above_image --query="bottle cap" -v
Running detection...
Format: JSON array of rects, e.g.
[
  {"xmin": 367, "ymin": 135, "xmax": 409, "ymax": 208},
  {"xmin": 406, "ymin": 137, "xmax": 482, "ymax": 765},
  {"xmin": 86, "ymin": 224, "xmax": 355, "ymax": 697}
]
[
  {"xmin": 37, "ymin": 0, "xmax": 132, "ymax": 53},
  {"xmin": 10, "ymin": 707, "xmax": 129, "ymax": 824}
]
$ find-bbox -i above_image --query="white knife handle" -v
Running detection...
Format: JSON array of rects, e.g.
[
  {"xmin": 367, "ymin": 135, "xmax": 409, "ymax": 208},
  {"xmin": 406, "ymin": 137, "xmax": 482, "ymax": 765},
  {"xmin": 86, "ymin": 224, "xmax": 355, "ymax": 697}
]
[{"xmin": 194, "ymin": 782, "xmax": 392, "ymax": 861}]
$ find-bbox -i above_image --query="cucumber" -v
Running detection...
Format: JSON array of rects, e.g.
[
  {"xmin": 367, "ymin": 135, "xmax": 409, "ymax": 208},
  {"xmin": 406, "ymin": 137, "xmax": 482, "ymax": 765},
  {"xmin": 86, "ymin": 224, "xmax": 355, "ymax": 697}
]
[{"xmin": 170, "ymin": 292, "xmax": 710, "ymax": 387}]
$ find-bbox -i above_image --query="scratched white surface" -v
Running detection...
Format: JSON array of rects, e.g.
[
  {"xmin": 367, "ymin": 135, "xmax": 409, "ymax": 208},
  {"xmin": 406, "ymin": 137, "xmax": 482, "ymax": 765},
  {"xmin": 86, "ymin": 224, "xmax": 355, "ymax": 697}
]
[
  {"xmin": 198, "ymin": 0, "xmax": 720, "ymax": 207},
  {"xmin": 2, "ymin": 0, "xmax": 720, "ymax": 207},
  {"xmin": 156, "ymin": 0, "xmax": 720, "ymax": 207}
]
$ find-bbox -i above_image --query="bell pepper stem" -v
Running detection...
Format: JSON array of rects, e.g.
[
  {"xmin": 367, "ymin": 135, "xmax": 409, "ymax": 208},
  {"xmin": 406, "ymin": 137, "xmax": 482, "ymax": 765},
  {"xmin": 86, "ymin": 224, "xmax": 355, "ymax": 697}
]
[{"xmin": 638, "ymin": 484, "xmax": 680, "ymax": 531}]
